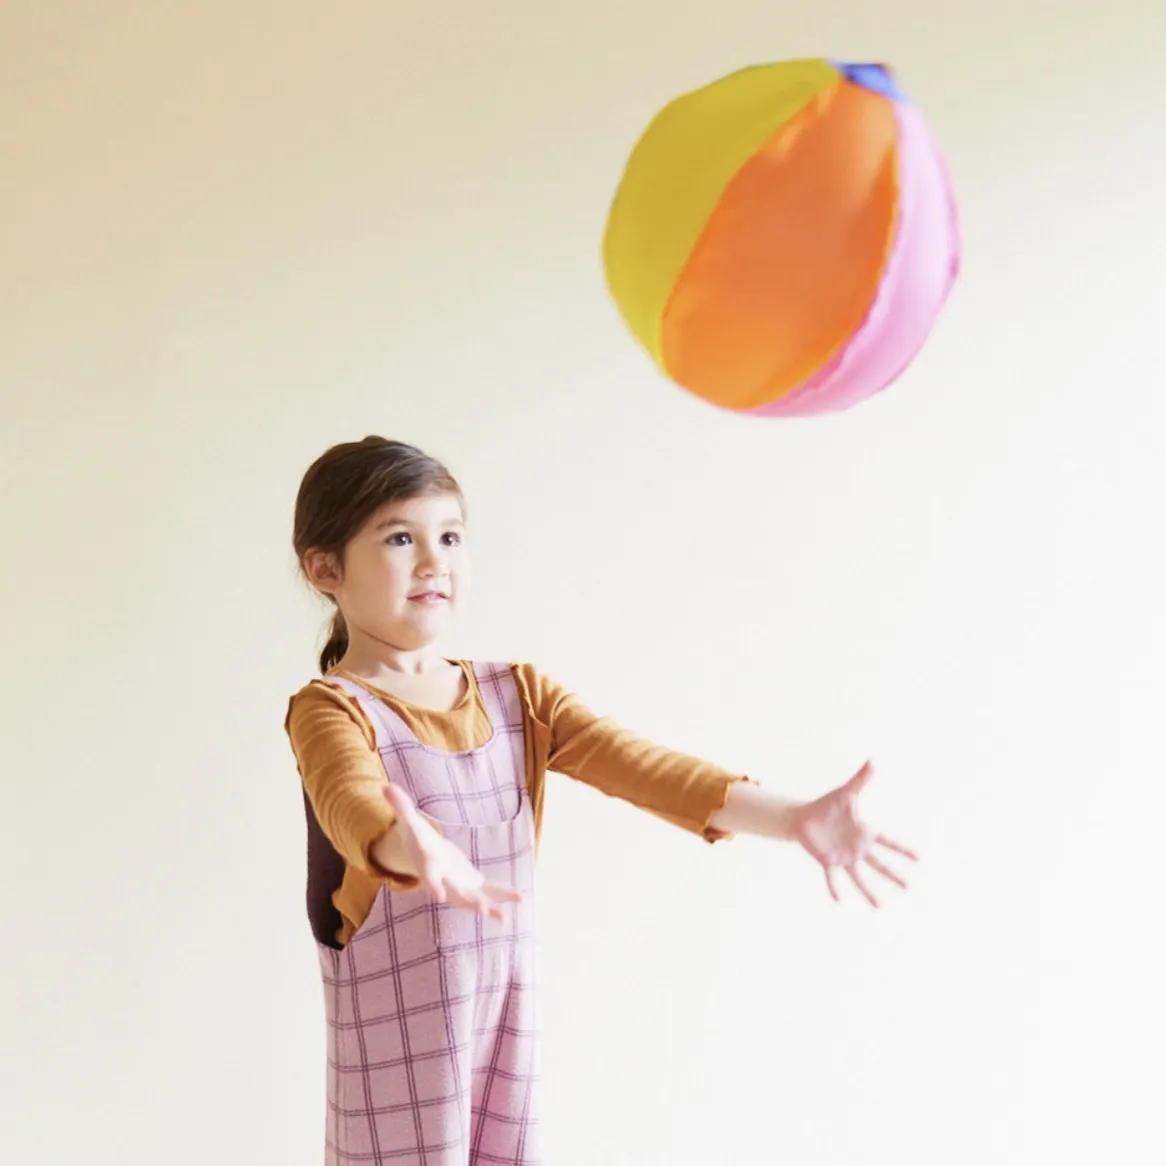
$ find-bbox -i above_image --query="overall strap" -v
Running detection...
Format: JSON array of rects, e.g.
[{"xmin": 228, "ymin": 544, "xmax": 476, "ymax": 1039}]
[
  {"xmin": 471, "ymin": 661, "xmax": 524, "ymax": 734},
  {"xmin": 319, "ymin": 675, "xmax": 397, "ymax": 750}
]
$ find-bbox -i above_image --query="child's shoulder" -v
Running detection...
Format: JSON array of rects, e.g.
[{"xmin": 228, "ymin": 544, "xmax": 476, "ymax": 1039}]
[
  {"xmin": 289, "ymin": 672, "xmax": 353, "ymax": 699},
  {"xmin": 285, "ymin": 674, "xmax": 367, "ymax": 728},
  {"xmin": 284, "ymin": 677, "xmax": 382, "ymax": 760}
]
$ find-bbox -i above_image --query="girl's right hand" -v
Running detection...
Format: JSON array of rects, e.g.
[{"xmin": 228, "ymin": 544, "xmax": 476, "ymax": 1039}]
[{"xmin": 380, "ymin": 783, "xmax": 522, "ymax": 921}]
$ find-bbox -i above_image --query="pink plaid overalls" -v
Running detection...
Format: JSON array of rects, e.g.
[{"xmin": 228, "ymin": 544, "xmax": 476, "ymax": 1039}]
[{"xmin": 314, "ymin": 663, "xmax": 541, "ymax": 1165}]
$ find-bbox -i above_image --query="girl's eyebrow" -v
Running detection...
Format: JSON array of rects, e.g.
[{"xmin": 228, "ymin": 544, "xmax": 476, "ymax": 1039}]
[{"xmin": 375, "ymin": 516, "xmax": 464, "ymax": 530}]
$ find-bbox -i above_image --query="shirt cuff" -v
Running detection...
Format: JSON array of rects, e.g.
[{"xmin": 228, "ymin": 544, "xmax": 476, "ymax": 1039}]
[{"xmin": 699, "ymin": 775, "xmax": 756, "ymax": 843}]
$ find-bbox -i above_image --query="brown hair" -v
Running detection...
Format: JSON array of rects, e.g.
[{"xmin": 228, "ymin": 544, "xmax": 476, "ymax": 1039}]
[{"xmin": 293, "ymin": 436, "xmax": 463, "ymax": 673}]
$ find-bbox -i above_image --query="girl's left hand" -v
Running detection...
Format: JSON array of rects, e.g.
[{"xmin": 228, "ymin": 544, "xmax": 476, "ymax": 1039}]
[{"xmin": 789, "ymin": 761, "xmax": 918, "ymax": 907}]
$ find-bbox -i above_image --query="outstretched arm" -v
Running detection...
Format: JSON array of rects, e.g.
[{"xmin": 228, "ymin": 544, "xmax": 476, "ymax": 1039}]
[
  {"xmin": 513, "ymin": 664, "xmax": 747, "ymax": 839},
  {"xmin": 514, "ymin": 666, "xmax": 917, "ymax": 907}
]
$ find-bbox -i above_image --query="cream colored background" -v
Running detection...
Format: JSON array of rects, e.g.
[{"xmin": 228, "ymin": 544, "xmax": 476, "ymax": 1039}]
[{"xmin": 3, "ymin": 3, "xmax": 1164, "ymax": 1163}]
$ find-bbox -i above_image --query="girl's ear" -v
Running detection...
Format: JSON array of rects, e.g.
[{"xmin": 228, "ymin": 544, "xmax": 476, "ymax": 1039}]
[{"xmin": 303, "ymin": 549, "xmax": 343, "ymax": 595}]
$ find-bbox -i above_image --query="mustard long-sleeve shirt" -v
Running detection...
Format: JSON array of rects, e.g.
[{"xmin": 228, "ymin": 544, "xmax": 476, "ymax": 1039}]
[{"xmin": 285, "ymin": 660, "xmax": 745, "ymax": 946}]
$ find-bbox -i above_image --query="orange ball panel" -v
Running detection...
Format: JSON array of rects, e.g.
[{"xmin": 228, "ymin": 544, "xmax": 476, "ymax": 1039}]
[{"xmin": 660, "ymin": 82, "xmax": 901, "ymax": 412}]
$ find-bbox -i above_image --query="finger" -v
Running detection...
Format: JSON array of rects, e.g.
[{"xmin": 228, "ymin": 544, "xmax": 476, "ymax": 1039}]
[
  {"xmin": 443, "ymin": 884, "xmax": 485, "ymax": 912},
  {"xmin": 479, "ymin": 884, "xmax": 520, "ymax": 919},
  {"xmin": 864, "ymin": 853, "xmax": 908, "ymax": 890},
  {"xmin": 844, "ymin": 761, "xmax": 874, "ymax": 796},
  {"xmin": 421, "ymin": 860, "xmax": 451, "ymax": 904},
  {"xmin": 482, "ymin": 882, "xmax": 523, "ymax": 904},
  {"xmin": 467, "ymin": 890, "xmax": 503, "ymax": 922},
  {"xmin": 445, "ymin": 880, "xmax": 512, "ymax": 921},
  {"xmin": 876, "ymin": 834, "xmax": 918, "ymax": 862},
  {"xmin": 824, "ymin": 865, "xmax": 841, "ymax": 903},
  {"xmin": 847, "ymin": 864, "xmax": 880, "ymax": 908}
]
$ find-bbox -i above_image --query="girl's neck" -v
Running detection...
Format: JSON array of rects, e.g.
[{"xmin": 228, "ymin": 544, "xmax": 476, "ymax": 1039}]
[
  {"xmin": 336, "ymin": 632, "xmax": 449, "ymax": 682},
  {"xmin": 335, "ymin": 638, "xmax": 466, "ymax": 713}
]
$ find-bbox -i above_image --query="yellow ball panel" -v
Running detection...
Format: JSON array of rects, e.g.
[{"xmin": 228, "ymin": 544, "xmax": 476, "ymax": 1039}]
[{"xmin": 602, "ymin": 59, "xmax": 841, "ymax": 372}]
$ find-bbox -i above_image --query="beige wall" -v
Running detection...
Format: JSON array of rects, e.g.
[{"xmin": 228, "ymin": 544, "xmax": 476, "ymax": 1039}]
[{"xmin": 3, "ymin": 3, "xmax": 1164, "ymax": 1163}]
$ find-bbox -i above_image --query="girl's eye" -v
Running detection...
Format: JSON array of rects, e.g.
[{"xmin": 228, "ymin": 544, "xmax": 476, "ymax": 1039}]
[
  {"xmin": 441, "ymin": 532, "xmax": 462, "ymax": 547},
  {"xmin": 385, "ymin": 533, "xmax": 412, "ymax": 547}
]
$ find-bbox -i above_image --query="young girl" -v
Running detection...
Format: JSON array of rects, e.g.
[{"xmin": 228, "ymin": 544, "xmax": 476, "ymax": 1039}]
[{"xmin": 285, "ymin": 435, "xmax": 916, "ymax": 1166}]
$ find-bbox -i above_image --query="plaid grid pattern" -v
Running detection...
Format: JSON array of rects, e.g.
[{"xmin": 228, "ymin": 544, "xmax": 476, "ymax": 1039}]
[{"xmin": 318, "ymin": 664, "xmax": 541, "ymax": 1165}]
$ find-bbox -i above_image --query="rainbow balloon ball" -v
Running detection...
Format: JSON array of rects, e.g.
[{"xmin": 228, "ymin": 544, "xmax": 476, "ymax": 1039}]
[{"xmin": 602, "ymin": 58, "xmax": 961, "ymax": 417}]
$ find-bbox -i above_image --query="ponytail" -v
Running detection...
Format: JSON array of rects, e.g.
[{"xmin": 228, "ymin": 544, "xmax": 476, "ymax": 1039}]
[{"xmin": 319, "ymin": 608, "xmax": 348, "ymax": 674}]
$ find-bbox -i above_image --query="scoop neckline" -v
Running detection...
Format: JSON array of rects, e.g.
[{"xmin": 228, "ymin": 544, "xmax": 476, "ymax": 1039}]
[{"xmin": 327, "ymin": 658, "xmax": 475, "ymax": 715}]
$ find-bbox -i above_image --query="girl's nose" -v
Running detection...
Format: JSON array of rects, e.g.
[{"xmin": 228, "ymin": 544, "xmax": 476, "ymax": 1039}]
[{"xmin": 417, "ymin": 545, "xmax": 447, "ymax": 576}]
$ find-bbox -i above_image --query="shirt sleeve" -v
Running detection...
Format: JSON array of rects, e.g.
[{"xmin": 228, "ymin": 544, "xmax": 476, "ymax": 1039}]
[
  {"xmin": 513, "ymin": 664, "xmax": 748, "ymax": 841},
  {"xmin": 284, "ymin": 681, "xmax": 419, "ymax": 888}
]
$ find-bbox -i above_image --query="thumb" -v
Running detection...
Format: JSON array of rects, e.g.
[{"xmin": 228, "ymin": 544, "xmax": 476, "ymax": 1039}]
[{"xmin": 844, "ymin": 760, "xmax": 874, "ymax": 795}]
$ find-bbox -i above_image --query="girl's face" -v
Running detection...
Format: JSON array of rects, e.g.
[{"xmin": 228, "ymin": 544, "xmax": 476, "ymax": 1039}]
[{"xmin": 309, "ymin": 491, "xmax": 468, "ymax": 654}]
